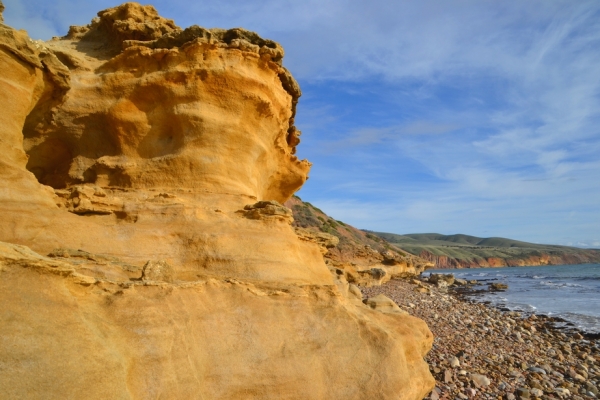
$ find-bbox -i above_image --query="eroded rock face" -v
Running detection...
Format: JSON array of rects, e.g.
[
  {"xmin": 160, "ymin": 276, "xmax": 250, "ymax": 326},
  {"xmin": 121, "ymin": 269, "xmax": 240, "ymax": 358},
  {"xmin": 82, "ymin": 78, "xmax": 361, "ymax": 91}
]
[
  {"xmin": 0, "ymin": 3, "xmax": 434, "ymax": 399},
  {"xmin": 285, "ymin": 196, "xmax": 434, "ymax": 285},
  {"xmin": 0, "ymin": 15, "xmax": 69, "ymax": 211},
  {"xmin": 0, "ymin": 242, "xmax": 434, "ymax": 400},
  {"xmin": 0, "ymin": 2, "xmax": 319, "ymax": 284},
  {"xmin": 24, "ymin": 2, "xmax": 308, "ymax": 202}
]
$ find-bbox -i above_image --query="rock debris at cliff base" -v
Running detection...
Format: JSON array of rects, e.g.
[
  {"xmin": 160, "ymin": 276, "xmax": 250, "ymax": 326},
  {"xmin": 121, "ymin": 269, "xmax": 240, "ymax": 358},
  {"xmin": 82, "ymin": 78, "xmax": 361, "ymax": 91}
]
[{"xmin": 362, "ymin": 280, "xmax": 600, "ymax": 400}]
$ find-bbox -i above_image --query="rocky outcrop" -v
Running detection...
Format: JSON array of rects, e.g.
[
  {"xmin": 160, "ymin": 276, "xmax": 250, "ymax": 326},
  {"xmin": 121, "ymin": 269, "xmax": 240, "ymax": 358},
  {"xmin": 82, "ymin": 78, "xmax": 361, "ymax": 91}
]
[
  {"xmin": 428, "ymin": 273, "xmax": 455, "ymax": 287},
  {"xmin": 294, "ymin": 227, "xmax": 340, "ymax": 254},
  {"xmin": 285, "ymin": 196, "xmax": 434, "ymax": 286},
  {"xmin": 0, "ymin": 241, "xmax": 434, "ymax": 400},
  {"xmin": 0, "ymin": 1, "xmax": 321, "ymax": 285},
  {"xmin": 0, "ymin": 10, "xmax": 69, "ymax": 212},
  {"xmin": 22, "ymin": 2, "xmax": 307, "ymax": 202},
  {"xmin": 0, "ymin": 3, "xmax": 434, "ymax": 399},
  {"xmin": 365, "ymin": 293, "xmax": 408, "ymax": 314},
  {"xmin": 242, "ymin": 200, "xmax": 295, "ymax": 224}
]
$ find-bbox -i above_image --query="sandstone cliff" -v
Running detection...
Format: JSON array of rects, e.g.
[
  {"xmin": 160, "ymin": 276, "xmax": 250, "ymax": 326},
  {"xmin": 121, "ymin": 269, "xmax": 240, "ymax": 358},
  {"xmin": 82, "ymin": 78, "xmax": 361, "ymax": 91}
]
[
  {"xmin": 285, "ymin": 195, "xmax": 434, "ymax": 285},
  {"xmin": 0, "ymin": 3, "xmax": 434, "ymax": 399}
]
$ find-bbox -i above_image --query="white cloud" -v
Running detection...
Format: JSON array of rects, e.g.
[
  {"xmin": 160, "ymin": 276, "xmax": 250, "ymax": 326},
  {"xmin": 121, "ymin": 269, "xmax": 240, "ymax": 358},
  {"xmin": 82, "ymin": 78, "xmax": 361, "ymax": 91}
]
[
  {"xmin": 4, "ymin": 0, "xmax": 600, "ymax": 245},
  {"xmin": 321, "ymin": 122, "xmax": 460, "ymax": 148}
]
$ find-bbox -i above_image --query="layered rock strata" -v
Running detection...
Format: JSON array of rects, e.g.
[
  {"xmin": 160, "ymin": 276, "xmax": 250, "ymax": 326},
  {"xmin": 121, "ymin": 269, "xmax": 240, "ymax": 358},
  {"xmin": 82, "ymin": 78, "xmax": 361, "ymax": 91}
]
[
  {"xmin": 372, "ymin": 232, "xmax": 600, "ymax": 269},
  {"xmin": 419, "ymin": 249, "xmax": 600, "ymax": 269},
  {"xmin": 0, "ymin": 3, "xmax": 434, "ymax": 399}
]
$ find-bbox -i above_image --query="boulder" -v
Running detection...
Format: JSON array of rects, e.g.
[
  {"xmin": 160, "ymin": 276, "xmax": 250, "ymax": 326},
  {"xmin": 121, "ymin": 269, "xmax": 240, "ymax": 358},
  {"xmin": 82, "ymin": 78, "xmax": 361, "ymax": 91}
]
[
  {"xmin": 489, "ymin": 282, "xmax": 509, "ymax": 291},
  {"xmin": 243, "ymin": 200, "xmax": 294, "ymax": 224},
  {"xmin": 429, "ymin": 273, "xmax": 455, "ymax": 286},
  {"xmin": 141, "ymin": 260, "xmax": 174, "ymax": 282},
  {"xmin": 365, "ymin": 294, "xmax": 407, "ymax": 314}
]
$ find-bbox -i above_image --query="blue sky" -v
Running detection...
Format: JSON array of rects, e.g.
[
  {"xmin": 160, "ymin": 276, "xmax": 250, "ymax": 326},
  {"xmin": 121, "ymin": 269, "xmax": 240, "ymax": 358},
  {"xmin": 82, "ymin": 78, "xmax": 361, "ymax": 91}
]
[{"xmin": 4, "ymin": 0, "xmax": 600, "ymax": 247}]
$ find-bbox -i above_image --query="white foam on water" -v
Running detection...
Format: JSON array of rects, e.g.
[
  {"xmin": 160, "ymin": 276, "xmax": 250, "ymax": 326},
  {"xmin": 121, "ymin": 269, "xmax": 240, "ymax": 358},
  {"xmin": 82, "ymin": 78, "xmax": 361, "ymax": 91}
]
[
  {"xmin": 557, "ymin": 312, "xmax": 600, "ymax": 333},
  {"xmin": 538, "ymin": 280, "xmax": 584, "ymax": 288},
  {"xmin": 428, "ymin": 264, "xmax": 600, "ymax": 333}
]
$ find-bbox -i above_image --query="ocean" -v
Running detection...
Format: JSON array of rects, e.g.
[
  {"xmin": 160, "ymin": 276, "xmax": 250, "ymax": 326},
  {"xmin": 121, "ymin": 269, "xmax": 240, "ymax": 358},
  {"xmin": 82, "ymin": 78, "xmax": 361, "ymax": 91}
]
[{"xmin": 424, "ymin": 263, "xmax": 600, "ymax": 334}]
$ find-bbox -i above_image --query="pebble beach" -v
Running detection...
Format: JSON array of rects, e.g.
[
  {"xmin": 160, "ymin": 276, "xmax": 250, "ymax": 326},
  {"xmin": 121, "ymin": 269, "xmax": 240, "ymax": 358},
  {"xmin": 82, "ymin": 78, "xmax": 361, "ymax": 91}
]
[{"xmin": 361, "ymin": 278, "xmax": 600, "ymax": 400}]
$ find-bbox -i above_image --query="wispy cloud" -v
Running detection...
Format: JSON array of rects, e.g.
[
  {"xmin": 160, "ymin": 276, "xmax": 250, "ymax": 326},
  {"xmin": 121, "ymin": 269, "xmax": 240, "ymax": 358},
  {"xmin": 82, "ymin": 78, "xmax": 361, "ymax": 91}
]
[
  {"xmin": 322, "ymin": 122, "xmax": 460, "ymax": 148},
  {"xmin": 4, "ymin": 0, "xmax": 600, "ymax": 246}
]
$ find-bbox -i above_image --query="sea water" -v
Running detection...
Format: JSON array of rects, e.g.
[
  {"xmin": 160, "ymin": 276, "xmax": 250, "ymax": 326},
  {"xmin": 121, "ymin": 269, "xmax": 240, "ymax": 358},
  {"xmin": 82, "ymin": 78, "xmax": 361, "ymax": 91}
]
[{"xmin": 424, "ymin": 264, "xmax": 600, "ymax": 334}]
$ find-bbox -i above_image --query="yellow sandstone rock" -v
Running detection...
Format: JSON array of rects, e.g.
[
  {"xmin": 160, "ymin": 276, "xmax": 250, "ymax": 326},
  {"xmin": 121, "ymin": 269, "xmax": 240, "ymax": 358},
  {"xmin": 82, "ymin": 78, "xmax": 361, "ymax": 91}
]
[
  {"xmin": 0, "ymin": 242, "xmax": 433, "ymax": 400},
  {"xmin": 0, "ymin": 2, "xmax": 434, "ymax": 399}
]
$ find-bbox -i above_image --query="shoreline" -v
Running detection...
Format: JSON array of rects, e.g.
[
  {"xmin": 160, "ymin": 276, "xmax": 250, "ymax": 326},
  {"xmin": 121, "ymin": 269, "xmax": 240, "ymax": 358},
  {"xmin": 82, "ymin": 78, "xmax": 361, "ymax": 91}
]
[
  {"xmin": 361, "ymin": 278, "xmax": 600, "ymax": 399},
  {"xmin": 451, "ymin": 284, "xmax": 600, "ymax": 341},
  {"xmin": 420, "ymin": 260, "xmax": 600, "ymax": 271},
  {"xmin": 430, "ymin": 261, "xmax": 600, "ymax": 270},
  {"xmin": 425, "ymin": 263, "xmax": 600, "ymax": 337}
]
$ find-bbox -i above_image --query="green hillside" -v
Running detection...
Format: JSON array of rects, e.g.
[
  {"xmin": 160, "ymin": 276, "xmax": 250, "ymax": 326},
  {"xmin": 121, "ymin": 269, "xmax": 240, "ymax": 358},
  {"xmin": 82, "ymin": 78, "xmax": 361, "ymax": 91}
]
[{"xmin": 368, "ymin": 232, "xmax": 600, "ymax": 268}]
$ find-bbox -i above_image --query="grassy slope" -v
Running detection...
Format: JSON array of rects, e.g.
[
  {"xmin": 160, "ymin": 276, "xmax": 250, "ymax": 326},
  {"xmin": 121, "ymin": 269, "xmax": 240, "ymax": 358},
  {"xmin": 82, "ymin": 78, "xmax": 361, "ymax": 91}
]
[
  {"xmin": 370, "ymin": 231, "xmax": 600, "ymax": 267},
  {"xmin": 285, "ymin": 196, "xmax": 400, "ymax": 258},
  {"xmin": 284, "ymin": 196, "xmax": 435, "ymax": 271}
]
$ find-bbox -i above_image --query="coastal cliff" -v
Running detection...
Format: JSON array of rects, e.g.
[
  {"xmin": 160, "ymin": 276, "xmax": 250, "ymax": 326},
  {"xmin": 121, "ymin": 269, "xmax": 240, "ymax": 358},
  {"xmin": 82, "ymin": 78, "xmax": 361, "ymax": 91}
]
[
  {"xmin": 0, "ymin": 3, "xmax": 434, "ymax": 399},
  {"xmin": 418, "ymin": 249, "xmax": 600, "ymax": 269},
  {"xmin": 373, "ymin": 232, "xmax": 600, "ymax": 269}
]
